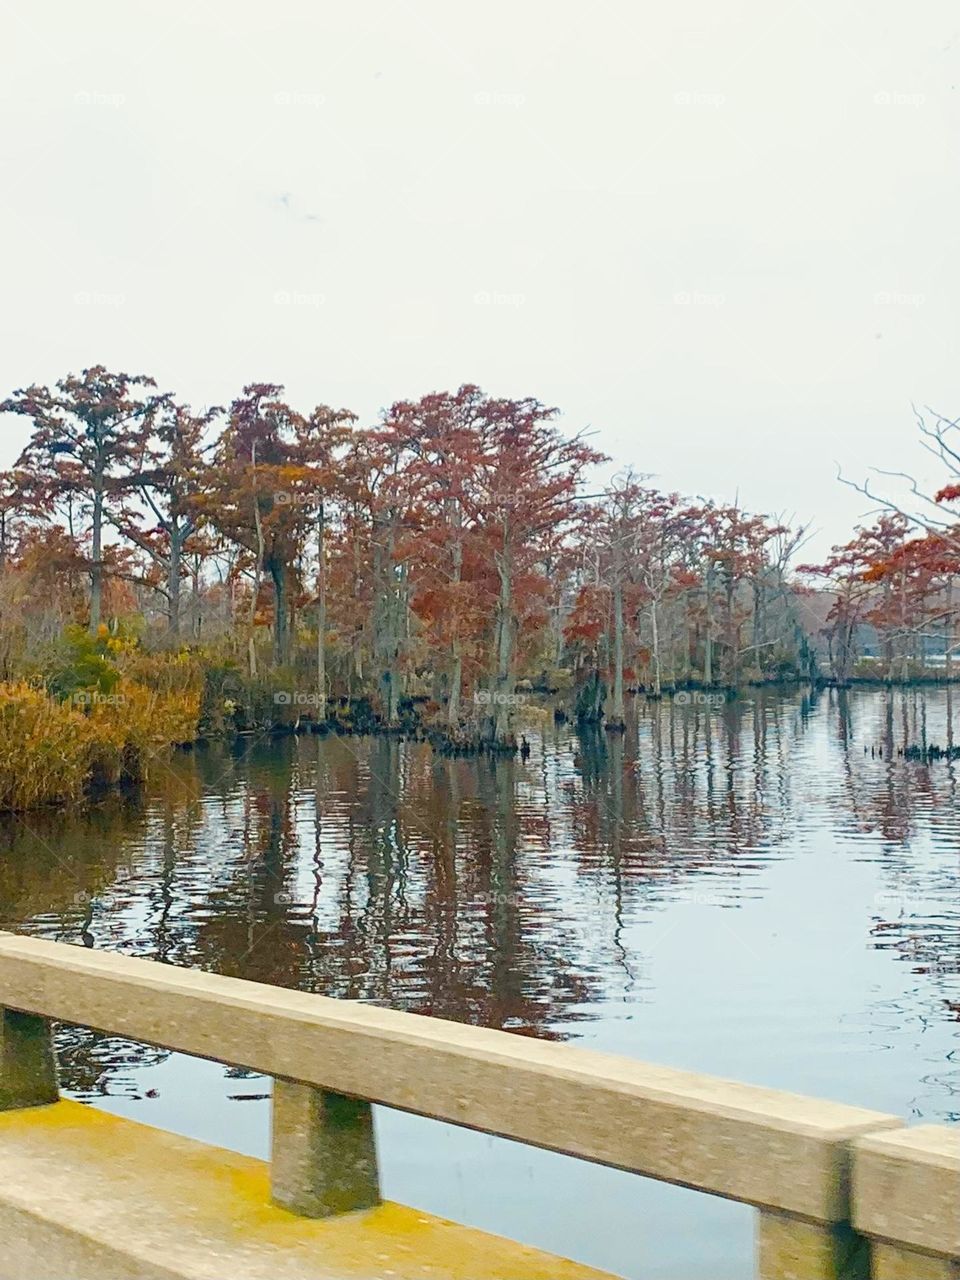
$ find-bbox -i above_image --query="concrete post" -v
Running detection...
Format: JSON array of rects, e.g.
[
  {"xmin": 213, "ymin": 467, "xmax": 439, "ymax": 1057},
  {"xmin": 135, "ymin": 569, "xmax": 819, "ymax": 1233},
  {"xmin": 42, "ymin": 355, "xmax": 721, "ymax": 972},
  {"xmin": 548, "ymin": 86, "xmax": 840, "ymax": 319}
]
[
  {"xmin": 0, "ymin": 1008, "xmax": 59, "ymax": 1111},
  {"xmin": 871, "ymin": 1244, "xmax": 960, "ymax": 1279},
  {"xmin": 852, "ymin": 1125, "xmax": 960, "ymax": 1279},
  {"xmin": 757, "ymin": 1210, "xmax": 869, "ymax": 1280},
  {"xmin": 270, "ymin": 1078, "xmax": 380, "ymax": 1217}
]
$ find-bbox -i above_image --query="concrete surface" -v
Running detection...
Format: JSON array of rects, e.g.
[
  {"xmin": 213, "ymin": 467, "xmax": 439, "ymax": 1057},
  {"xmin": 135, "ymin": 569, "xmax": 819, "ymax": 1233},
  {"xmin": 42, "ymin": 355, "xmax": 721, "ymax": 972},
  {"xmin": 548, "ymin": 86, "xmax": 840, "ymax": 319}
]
[{"xmin": 0, "ymin": 1100, "xmax": 621, "ymax": 1280}]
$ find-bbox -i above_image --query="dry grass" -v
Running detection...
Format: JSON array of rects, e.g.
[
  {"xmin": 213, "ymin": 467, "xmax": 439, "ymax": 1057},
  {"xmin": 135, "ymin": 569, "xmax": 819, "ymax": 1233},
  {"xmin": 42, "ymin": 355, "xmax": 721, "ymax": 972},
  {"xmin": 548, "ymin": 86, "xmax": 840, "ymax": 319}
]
[{"xmin": 0, "ymin": 680, "xmax": 201, "ymax": 811}]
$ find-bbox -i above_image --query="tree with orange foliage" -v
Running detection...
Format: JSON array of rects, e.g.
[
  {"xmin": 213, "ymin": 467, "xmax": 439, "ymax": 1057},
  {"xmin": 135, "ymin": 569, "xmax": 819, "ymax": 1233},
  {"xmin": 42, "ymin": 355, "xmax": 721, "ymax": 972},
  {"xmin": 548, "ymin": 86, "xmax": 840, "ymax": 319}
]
[
  {"xmin": 110, "ymin": 401, "xmax": 221, "ymax": 641},
  {"xmin": 2, "ymin": 367, "xmax": 167, "ymax": 631},
  {"xmin": 381, "ymin": 387, "xmax": 491, "ymax": 726},
  {"xmin": 799, "ymin": 516, "xmax": 921, "ymax": 683},
  {"xmin": 473, "ymin": 397, "xmax": 604, "ymax": 739},
  {"xmin": 843, "ymin": 408, "xmax": 960, "ymax": 671},
  {"xmin": 695, "ymin": 502, "xmax": 788, "ymax": 685},
  {"xmin": 204, "ymin": 385, "xmax": 354, "ymax": 668}
]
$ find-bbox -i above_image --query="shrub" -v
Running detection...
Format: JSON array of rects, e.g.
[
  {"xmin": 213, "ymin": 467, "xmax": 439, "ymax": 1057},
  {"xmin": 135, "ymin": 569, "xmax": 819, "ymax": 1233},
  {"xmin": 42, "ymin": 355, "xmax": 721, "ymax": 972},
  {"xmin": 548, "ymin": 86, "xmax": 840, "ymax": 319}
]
[
  {"xmin": 197, "ymin": 662, "xmax": 303, "ymax": 735},
  {"xmin": 0, "ymin": 678, "xmax": 201, "ymax": 811},
  {"xmin": 0, "ymin": 683, "xmax": 94, "ymax": 810},
  {"xmin": 42, "ymin": 625, "xmax": 121, "ymax": 703},
  {"xmin": 85, "ymin": 681, "xmax": 201, "ymax": 786},
  {"xmin": 120, "ymin": 649, "xmax": 205, "ymax": 697},
  {"xmin": 197, "ymin": 658, "xmax": 246, "ymax": 736}
]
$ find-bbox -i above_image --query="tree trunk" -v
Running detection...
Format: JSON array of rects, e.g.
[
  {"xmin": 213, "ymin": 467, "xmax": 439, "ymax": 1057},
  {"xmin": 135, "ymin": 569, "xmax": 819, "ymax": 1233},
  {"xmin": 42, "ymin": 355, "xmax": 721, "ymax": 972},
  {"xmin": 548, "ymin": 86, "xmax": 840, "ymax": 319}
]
[
  {"xmin": 249, "ymin": 443, "xmax": 265, "ymax": 677},
  {"xmin": 379, "ymin": 668, "xmax": 396, "ymax": 723},
  {"xmin": 372, "ymin": 510, "xmax": 401, "ymax": 724},
  {"xmin": 724, "ymin": 575, "xmax": 736, "ymax": 686},
  {"xmin": 946, "ymin": 576, "xmax": 954, "ymax": 681},
  {"xmin": 882, "ymin": 575, "xmax": 894, "ymax": 676},
  {"xmin": 753, "ymin": 579, "xmax": 765, "ymax": 676},
  {"xmin": 447, "ymin": 646, "xmax": 462, "ymax": 727},
  {"xmin": 167, "ymin": 534, "xmax": 182, "ymax": 642},
  {"xmin": 492, "ymin": 548, "xmax": 514, "ymax": 741},
  {"xmin": 704, "ymin": 565, "xmax": 714, "ymax": 685},
  {"xmin": 191, "ymin": 555, "xmax": 202, "ymax": 638},
  {"xmin": 90, "ymin": 476, "xmax": 104, "ymax": 632},
  {"xmin": 899, "ymin": 569, "xmax": 909, "ymax": 683},
  {"xmin": 650, "ymin": 597, "xmax": 662, "ymax": 697},
  {"xmin": 447, "ymin": 509, "xmax": 463, "ymax": 728},
  {"xmin": 611, "ymin": 576, "xmax": 625, "ymax": 722},
  {"xmin": 270, "ymin": 559, "xmax": 290, "ymax": 666},
  {"xmin": 316, "ymin": 503, "xmax": 326, "ymax": 718}
]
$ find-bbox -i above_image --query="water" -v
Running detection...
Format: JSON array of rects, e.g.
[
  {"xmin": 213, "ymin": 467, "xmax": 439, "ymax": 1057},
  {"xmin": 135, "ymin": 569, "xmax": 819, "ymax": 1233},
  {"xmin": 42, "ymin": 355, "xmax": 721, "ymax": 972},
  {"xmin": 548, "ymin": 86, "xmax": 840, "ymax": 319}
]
[{"xmin": 1, "ymin": 687, "xmax": 957, "ymax": 1279}]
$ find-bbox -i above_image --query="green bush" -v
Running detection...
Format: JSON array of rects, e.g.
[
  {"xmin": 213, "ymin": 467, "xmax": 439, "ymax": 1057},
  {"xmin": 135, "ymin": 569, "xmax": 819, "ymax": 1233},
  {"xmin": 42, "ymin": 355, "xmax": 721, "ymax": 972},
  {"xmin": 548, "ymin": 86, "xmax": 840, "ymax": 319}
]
[{"xmin": 43, "ymin": 625, "xmax": 121, "ymax": 702}]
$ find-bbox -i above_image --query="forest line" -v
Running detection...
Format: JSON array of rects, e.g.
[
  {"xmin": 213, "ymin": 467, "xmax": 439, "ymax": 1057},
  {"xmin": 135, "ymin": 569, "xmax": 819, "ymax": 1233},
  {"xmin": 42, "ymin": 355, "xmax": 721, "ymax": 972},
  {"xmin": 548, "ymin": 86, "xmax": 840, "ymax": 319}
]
[{"xmin": 0, "ymin": 367, "xmax": 958, "ymax": 795}]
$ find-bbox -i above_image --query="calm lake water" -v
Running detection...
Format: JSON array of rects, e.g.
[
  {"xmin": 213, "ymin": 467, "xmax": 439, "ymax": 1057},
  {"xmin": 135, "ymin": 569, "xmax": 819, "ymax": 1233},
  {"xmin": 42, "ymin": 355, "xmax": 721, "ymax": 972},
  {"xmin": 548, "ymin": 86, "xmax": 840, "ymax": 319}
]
[{"xmin": 1, "ymin": 687, "xmax": 958, "ymax": 1279}]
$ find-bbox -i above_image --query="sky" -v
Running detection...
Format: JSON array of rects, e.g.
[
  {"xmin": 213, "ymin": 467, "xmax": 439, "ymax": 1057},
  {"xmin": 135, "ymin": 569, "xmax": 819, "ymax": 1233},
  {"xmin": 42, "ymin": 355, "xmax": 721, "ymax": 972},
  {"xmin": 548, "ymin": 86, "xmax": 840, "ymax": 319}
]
[{"xmin": 1, "ymin": 0, "xmax": 958, "ymax": 560}]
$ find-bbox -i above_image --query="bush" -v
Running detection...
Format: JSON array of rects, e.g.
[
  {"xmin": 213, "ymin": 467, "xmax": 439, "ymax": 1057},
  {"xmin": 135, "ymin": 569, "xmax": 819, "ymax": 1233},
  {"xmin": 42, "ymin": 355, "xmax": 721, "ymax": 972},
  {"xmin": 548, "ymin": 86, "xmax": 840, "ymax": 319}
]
[
  {"xmin": 197, "ymin": 662, "xmax": 305, "ymax": 735},
  {"xmin": 197, "ymin": 658, "xmax": 248, "ymax": 735},
  {"xmin": 120, "ymin": 648, "xmax": 205, "ymax": 697},
  {"xmin": 86, "ymin": 680, "xmax": 201, "ymax": 785},
  {"xmin": 0, "ymin": 678, "xmax": 201, "ymax": 811},
  {"xmin": 42, "ymin": 625, "xmax": 122, "ymax": 702},
  {"xmin": 0, "ymin": 683, "xmax": 94, "ymax": 810}
]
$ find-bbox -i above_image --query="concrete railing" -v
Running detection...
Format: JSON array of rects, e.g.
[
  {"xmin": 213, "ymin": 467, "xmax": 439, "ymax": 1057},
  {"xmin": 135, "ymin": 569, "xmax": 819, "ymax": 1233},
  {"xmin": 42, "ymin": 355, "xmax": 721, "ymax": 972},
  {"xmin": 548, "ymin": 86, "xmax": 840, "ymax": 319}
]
[{"xmin": 0, "ymin": 931, "xmax": 957, "ymax": 1279}]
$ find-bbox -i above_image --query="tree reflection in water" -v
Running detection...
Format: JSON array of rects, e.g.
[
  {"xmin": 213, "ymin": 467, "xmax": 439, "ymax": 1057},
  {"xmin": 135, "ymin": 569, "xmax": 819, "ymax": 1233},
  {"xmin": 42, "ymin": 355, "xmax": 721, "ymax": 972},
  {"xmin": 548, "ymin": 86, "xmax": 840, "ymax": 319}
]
[{"xmin": 0, "ymin": 687, "xmax": 956, "ymax": 1108}]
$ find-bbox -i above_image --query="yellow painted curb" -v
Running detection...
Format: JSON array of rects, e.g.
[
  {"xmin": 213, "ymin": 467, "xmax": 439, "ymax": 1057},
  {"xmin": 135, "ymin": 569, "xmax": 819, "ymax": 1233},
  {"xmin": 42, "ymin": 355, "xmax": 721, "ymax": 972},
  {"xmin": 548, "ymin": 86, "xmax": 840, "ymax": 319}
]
[{"xmin": 0, "ymin": 1101, "xmax": 622, "ymax": 1280}]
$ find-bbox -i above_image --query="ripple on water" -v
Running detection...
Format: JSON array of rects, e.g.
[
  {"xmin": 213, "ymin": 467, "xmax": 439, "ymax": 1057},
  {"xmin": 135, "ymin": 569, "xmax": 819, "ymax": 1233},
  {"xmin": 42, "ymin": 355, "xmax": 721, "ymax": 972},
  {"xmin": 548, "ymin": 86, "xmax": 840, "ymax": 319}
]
[{"xmin": 0, "ymin": 687, "xmax": 957, "ymax": 1279}]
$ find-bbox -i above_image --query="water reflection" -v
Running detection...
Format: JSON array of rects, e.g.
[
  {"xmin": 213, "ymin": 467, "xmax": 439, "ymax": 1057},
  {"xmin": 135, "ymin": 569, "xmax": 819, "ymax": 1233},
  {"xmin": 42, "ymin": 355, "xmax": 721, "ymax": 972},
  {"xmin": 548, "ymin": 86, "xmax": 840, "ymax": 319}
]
[{"xmin": 0, "ymin": 688, "xmax": 957, "ymax": 1118}]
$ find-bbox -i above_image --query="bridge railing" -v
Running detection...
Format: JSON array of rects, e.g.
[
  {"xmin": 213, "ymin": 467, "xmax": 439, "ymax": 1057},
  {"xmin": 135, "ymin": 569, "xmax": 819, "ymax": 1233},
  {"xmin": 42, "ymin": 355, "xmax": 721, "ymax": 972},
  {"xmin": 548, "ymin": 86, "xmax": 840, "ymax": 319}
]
[{"xmin": 0, "ymin": 931, "xmax": 956, "ymax": 1279}]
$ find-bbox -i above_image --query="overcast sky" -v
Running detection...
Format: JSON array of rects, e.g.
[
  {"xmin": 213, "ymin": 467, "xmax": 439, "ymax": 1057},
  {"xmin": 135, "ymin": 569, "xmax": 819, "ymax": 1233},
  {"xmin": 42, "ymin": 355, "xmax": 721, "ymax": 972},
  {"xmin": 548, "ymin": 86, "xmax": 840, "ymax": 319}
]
[{"xmin": 2, "ymin": 0, "xmax": 958, "ymax": 558}]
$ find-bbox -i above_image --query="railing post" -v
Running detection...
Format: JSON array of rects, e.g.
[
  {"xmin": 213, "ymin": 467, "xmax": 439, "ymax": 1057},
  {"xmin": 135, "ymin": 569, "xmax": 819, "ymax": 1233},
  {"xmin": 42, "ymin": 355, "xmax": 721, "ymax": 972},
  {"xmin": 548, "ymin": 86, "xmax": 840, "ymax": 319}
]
[
  {"xmin": 870, "ymin": 1243, "xmax": 960, "ymax": 1278},
  {"xmin": 270, "ymin": 1077, "xmax": 380, "ymax": 1218},
  {"xmin": 757, "ymin": 1211, "xmax": 869, "ymax": 1279},
  {"xmin": 0, "ymin": 1007, "xmax": 59, "ymax": 1111},
  {"xmin": 852, "ymin": 1126, "xmax": 960, "ymax": 1280}
]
